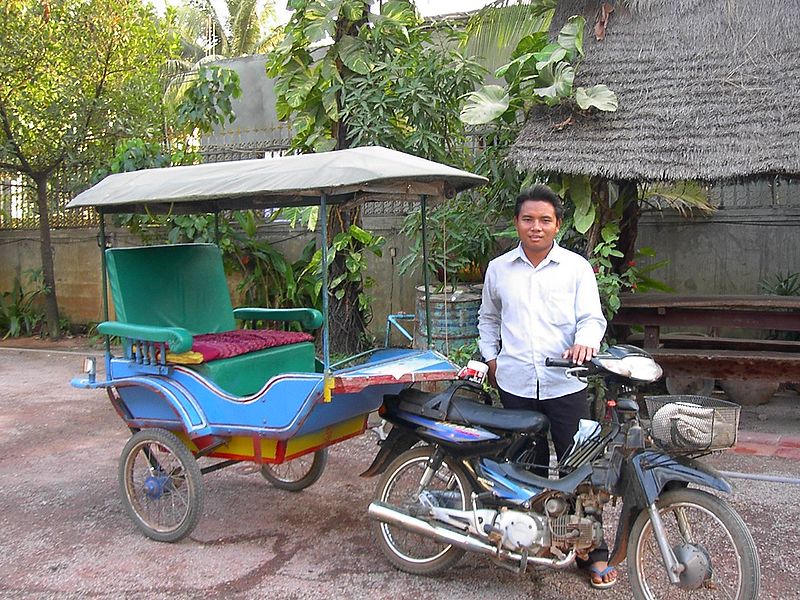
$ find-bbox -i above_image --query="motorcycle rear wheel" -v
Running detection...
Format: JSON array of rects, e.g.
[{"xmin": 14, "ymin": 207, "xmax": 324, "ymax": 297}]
[
  {"xmin": 373, "ymin": 446, "xmax": 470, "ymax": 575},
  {"xmin": 627, "ymin": 488, "xmax": 760, "ymax": 600}
]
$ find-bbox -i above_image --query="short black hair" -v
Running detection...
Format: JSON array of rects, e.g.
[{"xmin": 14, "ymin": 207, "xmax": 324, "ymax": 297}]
[{"xmin": 514, "ymin": 185, "xmax": 564, "ymax": 220}]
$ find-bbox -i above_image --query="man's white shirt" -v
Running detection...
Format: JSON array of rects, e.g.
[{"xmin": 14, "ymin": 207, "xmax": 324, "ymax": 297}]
[{"xmin": 478, "ymin": 242, "xmax": 607, "ymax": 399}]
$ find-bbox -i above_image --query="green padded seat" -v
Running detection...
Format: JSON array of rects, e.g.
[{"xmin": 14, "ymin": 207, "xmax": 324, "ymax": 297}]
[
  {"xmin": 191, "ymin": 342, "xmax": 315, "ymax": 396},
  {"xmin": 106, "ymin": 243, "xmax": 236, "ymax": 334},
  {"xmin": 104, "ymin": 244, "xmax": 318, "ymax": 396}
]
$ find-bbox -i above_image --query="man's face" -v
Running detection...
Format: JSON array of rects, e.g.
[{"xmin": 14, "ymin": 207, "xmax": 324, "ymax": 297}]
[{"xmin": 514, "ymin": 199, "xmax": 561, "ymax": 258}]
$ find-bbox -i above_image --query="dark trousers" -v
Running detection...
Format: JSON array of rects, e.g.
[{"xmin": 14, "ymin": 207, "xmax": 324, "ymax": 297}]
[
  {"xmin": 498, "ymin": 387, "xmax": 589, "ymax": 472},
  {"xmin": 498, "ymin": 386, "xmax": 609, "ymax": 565}
]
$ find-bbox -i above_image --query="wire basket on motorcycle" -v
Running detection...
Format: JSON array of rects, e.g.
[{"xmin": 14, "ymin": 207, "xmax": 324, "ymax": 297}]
[{"xmin": 645, "ymin": 395, "xmax": 740, "ymax": 453}]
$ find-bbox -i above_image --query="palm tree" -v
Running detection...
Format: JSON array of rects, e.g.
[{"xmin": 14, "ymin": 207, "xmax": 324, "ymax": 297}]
[
  {"xmin": 170, "ymin": 0, "xmax": 280, "ymax": 67},
  {"xmin": 463, "ymin": 0, "xmax": 556, "ymax": 72},
  {"xmin": 161, "ymin": 0, "xmax": 280, "ymax": 133}
]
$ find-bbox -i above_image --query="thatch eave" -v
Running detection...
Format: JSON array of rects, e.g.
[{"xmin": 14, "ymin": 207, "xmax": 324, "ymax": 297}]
[{"xmin": 509, "ymin": 0, "xmax": 800, "ymax": 182}]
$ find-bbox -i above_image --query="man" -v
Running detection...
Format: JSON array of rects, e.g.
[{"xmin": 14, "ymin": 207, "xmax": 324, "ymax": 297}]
[{"xmin": 477, "ymin": 184, "xmax": 616, "ymax": 589}]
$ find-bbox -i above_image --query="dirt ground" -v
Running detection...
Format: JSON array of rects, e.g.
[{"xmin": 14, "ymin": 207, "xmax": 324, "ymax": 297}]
[{"xmin": 1, "ymin": 341, "xmax": 799, "ymax": 599}]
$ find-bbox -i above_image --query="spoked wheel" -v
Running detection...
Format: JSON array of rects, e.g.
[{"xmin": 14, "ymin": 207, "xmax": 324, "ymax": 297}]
[
  {"xmin": 260, "ymin": 449, "xmax": 327, "ymax": 492},
  {"xmin": 373, "ymin": 446, "xmax": 471, "ymax": 575},
  {"xmin": 119, "ymin": 428, "xmax": 203, "ymax": 542},
  {"xmin": 627, "ymin": 488, "xmax": 760, "ymax": 600}
]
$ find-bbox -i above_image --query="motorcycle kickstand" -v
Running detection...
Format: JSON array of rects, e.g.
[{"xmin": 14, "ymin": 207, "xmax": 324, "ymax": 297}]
[{"xmin": 491, "ymin": 548, "xmax": 529, "ymax": 576}]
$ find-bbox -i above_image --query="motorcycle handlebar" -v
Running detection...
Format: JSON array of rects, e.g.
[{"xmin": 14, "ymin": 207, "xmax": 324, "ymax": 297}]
[{"xmin": 544, "ymin": 358, "xmax": 575, "ymax": 368}]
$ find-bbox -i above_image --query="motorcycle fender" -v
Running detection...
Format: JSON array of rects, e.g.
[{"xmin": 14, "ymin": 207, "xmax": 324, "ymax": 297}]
[
  {"xmin": 632, "ymin": 450, "xmax": 732, "ymax": 505},
  {"xmin": 609, "ymin": 451, "xmax": 732, "ymax": 565},
  {"xmin": 360, "ymin": 426, "xmax": 418, "ymax": 478}
]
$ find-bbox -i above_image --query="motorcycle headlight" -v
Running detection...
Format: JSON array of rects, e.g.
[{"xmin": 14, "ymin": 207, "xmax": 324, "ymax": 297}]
[{"xmin": 596, "ymin": 355, "xmax": 663, "ymax": 382}]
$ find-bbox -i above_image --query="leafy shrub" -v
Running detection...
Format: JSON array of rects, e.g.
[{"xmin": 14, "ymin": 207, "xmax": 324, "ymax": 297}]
[{"xmin": 0, "ymin": 269, "xmax": 48, "ymax": 338}]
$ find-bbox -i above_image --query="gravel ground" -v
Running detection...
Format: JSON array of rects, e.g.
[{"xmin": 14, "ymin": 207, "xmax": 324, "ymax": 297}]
[{"xmin": 1, "ymin": 344, "xmax": 798, "ymax": 599}]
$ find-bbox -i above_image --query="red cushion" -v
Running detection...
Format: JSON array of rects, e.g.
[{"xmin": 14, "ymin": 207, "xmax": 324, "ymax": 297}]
[{"xmin": 191, "ymin": 329, "xmax": 314, "ymax": 362}]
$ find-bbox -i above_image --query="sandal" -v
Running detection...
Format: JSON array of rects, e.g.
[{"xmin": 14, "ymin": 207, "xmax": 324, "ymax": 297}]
[{"xmin": 588, "ymin": 565, "xmax": 618, "ymax": 590}]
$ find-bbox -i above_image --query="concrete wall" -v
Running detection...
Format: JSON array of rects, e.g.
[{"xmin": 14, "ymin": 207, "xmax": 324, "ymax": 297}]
[
  {"xmin": 200, "ymin": 55, "xmax": 290, "ymax": 151},
  {"xmin": 637, "ymin": 178, "xmax": 800, "ymax": 294}
]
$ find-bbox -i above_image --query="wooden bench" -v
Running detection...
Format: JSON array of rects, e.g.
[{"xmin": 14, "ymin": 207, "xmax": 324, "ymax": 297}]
[{"xmin": 613, "ymin": 294, "xmax": 800, "ymax": 404}]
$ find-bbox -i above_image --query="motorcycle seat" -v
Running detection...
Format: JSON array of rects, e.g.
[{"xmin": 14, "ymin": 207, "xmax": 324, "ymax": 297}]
[{"xmin": 447, "ymin": 397, "xmax": 550, "ymax": 434}]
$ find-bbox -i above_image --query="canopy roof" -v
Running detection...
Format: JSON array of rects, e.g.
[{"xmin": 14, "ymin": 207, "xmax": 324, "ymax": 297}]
[
  {"xmin": 509, "ymin": 0, "xmax": 800, "ymax": 182},
  {"xmin": 68, "ymin": 146, "xmax": 487, "ymax": 214}
]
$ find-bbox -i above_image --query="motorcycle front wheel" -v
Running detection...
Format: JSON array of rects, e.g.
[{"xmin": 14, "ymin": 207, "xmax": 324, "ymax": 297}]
[
  {"xmin": 627, "ymin": 488, "xmax": 760, "ymax": 600},
  {"xmin": 373, "ymin": 445, "xmax": 470, "ymax": 576}
]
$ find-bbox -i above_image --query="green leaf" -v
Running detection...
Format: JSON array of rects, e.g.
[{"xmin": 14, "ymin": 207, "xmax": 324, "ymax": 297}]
[
  {"xmin": 567, "ymin": 175, "xmax": 591, "ymax": 214},
  {"xmin": 460, "ymin": 85, "xmax": 510, "ymax": 125},
  {"xmin": 601, "ymin": 221, "xmax": 620, "ymax": 243},
  {"xmin": 511, "ymin": 32, "xmax": 549, "ymax": 59},
  {"xmin": 637, "ymin": 246, "xmax": 657, "ymax": 258},
  {"xmin": 321, "ymin": 85, "xmax": 339, "ymax": 119},
  {"xmin": 337, "ymin": 36, "xmax": 372, "ymax": 75},
  {"xmin": 342, "ymin": 0, "xmax": 366, "ymax": 22},
  {"xmin": 533, "ymin": 63, "xmax": 574, "ymax": 100},
  {"xmin": 303, "ymin": 7, "xmax": 338, "ymax": 43},
  {"xmin": 535, "ymin": 46, "xmax": 567, "ymax": 71},
  {"xmin": 573, "ymin": 202, "xmax": 595, "ymax": 234},
  {"xmin": 575, "ymin": 85, "xmax": 618, "ymax": 112},
  {"xmin": 333, "ymin": 232, "xmax": 350, "ymax": 250},
  {"xmin": 557, "ymin": 15, "xmax": 585, "ymax": 59},
  {"xmin": 313, "ymin": 136, "xmax": 337, "ymax": 152},
  {"xmin": 285, "ymin": 69, "xmax": 318, "ymax": 108},
  {"xmin": 306, "ymin": 206, "xmax": 319, "ymax": 231},
  {"xmin": 349, "ymin": 224, "xmax": 372, "ymax": 244},
  {"xmin": 291, "ymin": 112, "xmax": 314, "ymax": 135},
  {"xmin": 380, "ymin": 0, "xmax": 418, "ymax": 25}
]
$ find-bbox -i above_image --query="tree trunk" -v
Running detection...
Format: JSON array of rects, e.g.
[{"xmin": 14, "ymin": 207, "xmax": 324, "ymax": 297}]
[
  {"xmin": 33, "ymin": 173, "xmax": 61, "ymax": 339},
  {"xmin": 612, "ymin": 180, "xmax": 640, "ymax": 272},
  {"xmin": 326, "ymin": 204, "xmax": 368, "ymax": 356},
  {"xmin": 324, "ymin": 5, "xmax": 371, "ymax": 356}
]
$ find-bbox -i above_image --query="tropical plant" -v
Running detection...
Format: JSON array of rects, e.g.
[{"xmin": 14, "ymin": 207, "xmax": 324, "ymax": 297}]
[
  {"xmin": 340, "ymin": 18, "xmax": 485, "ymax": 165},
  {"xmin": 267, "ymin": 0, "xmax": 485, "ymax": 355},
  {"xmin": 760, "ymin": 271, "xmax": 800, "ymax": 297},
  {"xmin": 460, "ymin": 16, "xmax": 619, "ymax": 127},
  {"xmin": 0, "ymin": 269, "xmax": 49, "ymax": 338},
  {"xmin": 0, "ymin": 0, "xmax": 176, "ymax": 338},
  {"xmin": 101, "ymin": 64, "xmax": 242, "ymax": 241},
  {"xmin": 760, "ymin": 271, "xmax": 800, "ymax": 341},
  {"xmin": 174, "ymin": 65, "xmax": 242, "ymax": 134},
  {"xmin": 462, "ymin": 0, "xmax": 556, "ymax": 72},
  {"xmin": 399, "ymin": 194, "xmax": 500, "ymax": 290},
  {"xmin": 172, "ymin": 0, "xmax": 280, "ymax": 62},
  {"xmin": 588, "ymin": 223, "xmax": 672, "ymax": 321}
]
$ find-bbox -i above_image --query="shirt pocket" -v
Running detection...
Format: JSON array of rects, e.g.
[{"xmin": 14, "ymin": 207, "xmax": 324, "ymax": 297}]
[{"xmin": 546, "ymin": 292, "xmax": 574, "ymax": 326}]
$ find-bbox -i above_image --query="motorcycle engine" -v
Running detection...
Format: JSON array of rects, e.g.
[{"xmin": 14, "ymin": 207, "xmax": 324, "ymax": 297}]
[{"xmin": 494, "ymin": 510, "xmax": 548, "ymax": 552}]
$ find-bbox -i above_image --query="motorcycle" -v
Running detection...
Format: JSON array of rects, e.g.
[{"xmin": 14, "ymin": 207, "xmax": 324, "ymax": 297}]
[{"xmin": 364, "ymin": 345, "xmax": 760, "ymax": 599}]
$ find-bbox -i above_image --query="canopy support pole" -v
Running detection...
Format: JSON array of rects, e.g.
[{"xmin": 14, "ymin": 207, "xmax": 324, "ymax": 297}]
[
  {"xmin": 420, "ymin": 194, "xmax": 432, "ymax": 349},
  {"xmin": 98, "ymin": 212, "xmax": 110, "ymax": 360},
  {"xmin": 320, "ymin": 193, "xmax": 333, "ymax": 401}
]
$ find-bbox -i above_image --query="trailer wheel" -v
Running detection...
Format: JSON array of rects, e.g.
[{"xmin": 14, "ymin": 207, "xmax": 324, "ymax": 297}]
[
  {"xmin": 119, "ymin": 428, "xmax": 203, "ymax": 542},
  {"xmin": 260, "ymin": 449, "xmax": 328, "ymax": 492}
]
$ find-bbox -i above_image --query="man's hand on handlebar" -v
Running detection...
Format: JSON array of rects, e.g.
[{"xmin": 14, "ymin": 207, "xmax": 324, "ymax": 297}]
[{"xmin": 561, "ymin": 344, "xmax": 598, "ymax": 366}]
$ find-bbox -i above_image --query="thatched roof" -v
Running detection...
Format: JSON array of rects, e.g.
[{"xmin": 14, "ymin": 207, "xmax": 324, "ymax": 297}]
[{"xmin": 509, "ymin": 0, "xmax": 800, "ymax": 182}]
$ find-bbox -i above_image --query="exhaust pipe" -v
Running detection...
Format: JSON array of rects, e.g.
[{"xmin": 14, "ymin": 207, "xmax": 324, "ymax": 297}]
[{"xmin": 368, "ymin": 501, "xmax": 575, "ymax": 568}]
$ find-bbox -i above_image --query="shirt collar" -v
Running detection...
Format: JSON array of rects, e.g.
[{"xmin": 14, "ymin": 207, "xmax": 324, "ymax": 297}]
[{"xmin": 512, "ymin": 240, "xmax": 564, "ymax": 268}]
